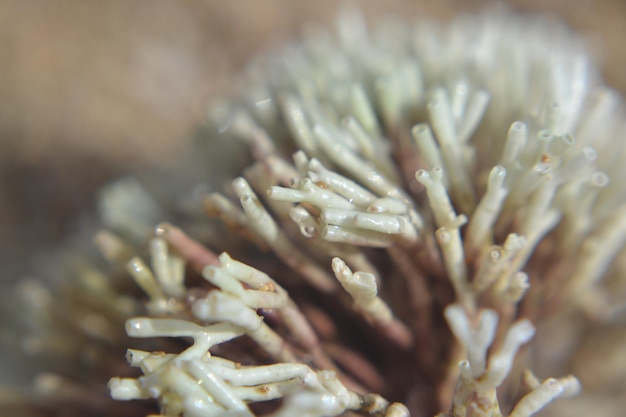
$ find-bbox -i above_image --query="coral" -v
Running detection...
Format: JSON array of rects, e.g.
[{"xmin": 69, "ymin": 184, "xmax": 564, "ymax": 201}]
[{"xmin": 2, "ymin": 6, "xmax": 626, "ymax": 417}]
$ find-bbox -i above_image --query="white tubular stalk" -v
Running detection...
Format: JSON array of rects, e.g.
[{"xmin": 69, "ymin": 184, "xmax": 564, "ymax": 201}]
[
  {"xmin": 332, "ymin": 258, "xmax": 413, "ymax": 348},
  {"xmin": 108, "ymin": 378, "xmax": 149, "ymax": 401},
  {"xmin": 204, "ymin": 192, "xmax": 253, "ymax": 229},
  {"xmin": 504, "ymin": 211, "xmax": 560, "ymax": 288},
  {"xmin": 126, "ymin": 349, "xmax": 175, "ymax": 374},
  {"xmin": 323, "ymin": 224, "xmax": 396, "ymax": 247},
  {"xmin": 229, "ymin": 109, "xmax": 276, "ymax": 160},
  {"xmin": 428, "ymin": 88, "xmax": 475, "ymax": 211},
  {"xmin": 217, "ymin": 252, "xmax": 276, "ymax": 289},
  {"xmin": 202, "ymin": 266, "xmax": 285, "ymax": 310},
  {"xmin": 448, "ymin": 360, "xmax": 475, "ymax": 417},
  {"xmin": 125, "ymin": 349, "xmax": 152, "ymax": 368},
  {"xmin": 415, "ymin": 167, "xmax": 459, "ymax": 229},
  {"xmin": 508, "ymin": 379, "xmax": 564, "ymax": 417},
  {"xmin": 342, "ymin": 115, "xmax": 397, "ymax": 180},
  {"xmin": 566, "ymin": 204, "xmax": 626, "ymax": 298},
  {"xmin": 500, "ymin": 272, "xmax": 530, "ymax": 304},
  {"xmin": 184, "ymin": 360, "xmax": 253, "ymax": 415},
  {"xmin": 555, "ymin": 146, "xmax": 597, "ymax": 184},
  {"xmin": 245, "ymin": 162, "xmax": 293, "ymax": 221},
  {"xmin": 144, "ymin": 364, "xmax": 213, "ymax": 407},
  {"xmin": 156, "ymin": 223, "xmax": 222, "ymax": 272},
  {"xmin": 319, "ymin": 370, "xmax": 361, "ymax": 409},
  {"xmin": 204, "ymin": 192, "xmax": 269, "ymax": 249},
  {"xmin": 214, "ymin": 252, "xmax": 325, "ymax": 363},
  {"xmin": 192, "ymin": 291, "xmax": 261, "ymax": 331},
  {"xmin": 321, "ymin": 209, "xmax": 418, "ymax": 243},
  {"xmin": 126, "ymin": 237, "xmax": 189, "ymax": 315},
  {"xmin": 321, "ymin": 208, "xmax": 359, "ymax": 227},
  {"xmin": 473, "ymin": 246, "xmax": 507, "ymax": 293},
  {"xmin": 202, "ymin": 266, "xmax": 245, "ymax": 297},
  {"xmin": 354, "ymin": 212, "xmax": 417, "ymax": 241},
  {"xmin": 292, "ymin": 150, "xmax": 310, "ymax": 177},
  {"xmin": 412, "ymin": 123, "xmax": 448, "ymax": 187},
  {"xmin": 506, "ymin": 161, "xmax": 552, "ymax": 208},
  {"xmin": 313, "ymin": 123, "xmax": 410, "ymax": 202},
  {"xmin": 98, "ymin": 178, "xmax": 164, "ymax": 244},
  {"xmin": 346, "ymin": 85, "xmax": 382, "ymax": 141},
  {"xmin": 233, "ymin": 177, "xmax": 336, "ymax": 292},
  {"xmin": 191, "ymin": 291, "xmax": 296, "ymax": 362},
  {"xmin": 547, "ymin": 133, "xmax": 575, "ymax": 160},
  {"xmin": 557, "ymin": 170, "xmax": 609, "ymax": 251},
  {"xmin": 230, "ymin": 379, "xmax": 304, "ymax": 402},
  {"xmin": 193, "ymin": 292, "xmax": 297, "ymax": 363},
  {"xmin": 444, "ymin": 305, "xmax": 498, "ymax": 378},
  {"xmin": 522, "ymin": 369, "xmax": 542, "ymax": 390},
  {"xmin": 93, "ymin": 230, "xmax": 133, "ymax": 264},
  {"xmin": 450, "ymin": 79, "xmax": 470, "ymax": 122},
  {"xmin": 558, "ymin": 375, "xmax": 582, "ymax": 398},
  {"xmin": 265, "ymin": 155, "xmax": 301, "ymax": 186},
  {"xmin": 436, "ymin": 225, "xmax": 472, "ymax": 309},
  {"xmin": 332, "ymin": 258, "xmax": 391, "ymax": 322},
  {"xmin": 441, "ymin": 305, "xmax": 565, "ymax": 417},
  {"xmin": 499, "ymin": 121, "xmax": 528, "ymax": 168},
  {"xmin": 126, "ymin": 257, "xmax": 165, "ymax": 305},
  {"xmin": 465, "ymin": 165, "xmax": 508, "ymax": 256},
  {"xmin": 368, "ymin": 197, "xmax": 410, "ymax": 214},
  {"xmin": 207, "ymin": 362, "xmax": 315, "ymax": 387},
  {"xmin": 480, "ymin": 319, "xmax": 535, "ymax": 390},
  {"xmin": 124, "ymin": 317, "xmax": 235, "ymax": 342},
  {"xmin": 269, "ymin": 154, "xmax": 421, "ymax": 247},
  {"xmin": 269, "ymin": 178, "xmax": 356, "ymax": 210},
  {"xmin": 265, "ymin": 186, "xmax": 307, "ymax": 204},
  {"xmin": 375, "ymin": 70, "xmax": 404, "ymax": 129},
  {"xmin": 289, "ymin": 205, "xmax": 318, "ymax": 238},
  {"xmin": 383, "ymin": 402, "xmax": 411, "ymax": 417},
  {"xmin": 239, "ymin": 286, "xmax": 286, "ymax": 310},
  {"xmin": 518, "ymin": 176, "xmax": 559, "ymax": 237},
  {"xmin": 307, "ymin": 157, "xmax": 377, "ymax": 207},
  {"xmin": 125, "ymin": 318, "xmax": 243, "ymax": 360},
  {"xmin": 533, "ymin": 129, "xmax": 554, "ymax": 163},
  {"xmin": 280, "ymin": 94, "xmax": 318, "ymax": 157},
  {"xmin": 457, "ymin": 90, "xmax": 490, "ymax": 145},
  {"xmin": 150, "ymin": 237, "xmax": 185, "ymax": 298}
]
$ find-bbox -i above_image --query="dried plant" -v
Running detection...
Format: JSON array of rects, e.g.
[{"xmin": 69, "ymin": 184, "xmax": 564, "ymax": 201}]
[{"xmin": 2, "ymin": 6, "xmax": 626, "ymax": 417}]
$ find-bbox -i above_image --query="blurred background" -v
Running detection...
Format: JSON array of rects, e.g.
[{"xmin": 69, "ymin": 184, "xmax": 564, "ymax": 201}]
[{"xmin": 0, "ymin": 0, "xmax": 624, "ymax": 282}]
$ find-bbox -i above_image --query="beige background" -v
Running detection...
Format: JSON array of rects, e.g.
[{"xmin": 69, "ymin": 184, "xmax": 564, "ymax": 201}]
[{"xmin": 0, "ymin": 0, "xmax": 624, "ymax": 281}]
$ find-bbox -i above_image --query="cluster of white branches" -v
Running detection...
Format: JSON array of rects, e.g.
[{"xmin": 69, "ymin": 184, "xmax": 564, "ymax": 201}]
[
  {"xmin": 269, "ymin": 153, "xmax": 421, "ymax": 248},
  {"xmin": 24, "ymin": 6, "xmax": 623, "ymax": 417},
  {"xmin": 108, "ymin": 237, "xmax": 408, "ymax": 417},
  {"xmin": 441, "ymin": 304, "xmax": 580, "ymax": 417},
  {"xmin": 110, "ymin": 331, "xmax": 366, "ymax": 417}
]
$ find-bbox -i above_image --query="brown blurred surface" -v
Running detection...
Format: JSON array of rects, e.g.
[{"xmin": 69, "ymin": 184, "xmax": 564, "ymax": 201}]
[{"xmin": 0, "ymin": 0, "xmax": 624, "ymax": 282}]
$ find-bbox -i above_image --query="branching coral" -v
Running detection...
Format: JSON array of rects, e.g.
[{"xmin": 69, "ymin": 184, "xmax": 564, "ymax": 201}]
[{"xmin": 2, "ymin": 6, "xmax": 626, "ymax": 417}]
